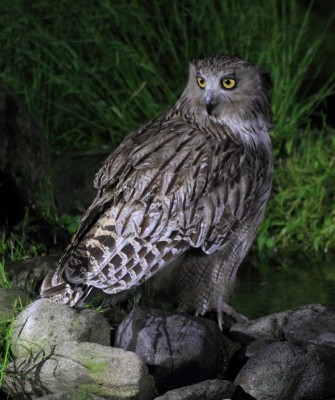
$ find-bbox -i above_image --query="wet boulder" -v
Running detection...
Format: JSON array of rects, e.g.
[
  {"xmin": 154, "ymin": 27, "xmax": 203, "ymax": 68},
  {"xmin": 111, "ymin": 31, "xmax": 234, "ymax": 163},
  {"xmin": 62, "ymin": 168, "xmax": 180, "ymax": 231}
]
[
  {"xmin": 283, "ymin": 303, "xmax": 335, "ymax": 358},
  {"xmin": 153, "ymin": 379, "xmax": 235, "ymax": 400},
  {"xmin": 229, "ymin": 303, "xmax": 334, "ymax": 344},
  {"xmin": 235, "ymin": 340, "xmax": 335, "ymax": 400},
  {"xmin": 115, "ymin": 307, "xmax": 238, "ymax": 393}
]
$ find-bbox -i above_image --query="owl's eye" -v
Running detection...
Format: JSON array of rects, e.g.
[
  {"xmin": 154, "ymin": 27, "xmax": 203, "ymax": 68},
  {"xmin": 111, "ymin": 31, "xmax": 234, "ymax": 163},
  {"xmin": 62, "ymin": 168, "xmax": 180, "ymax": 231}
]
[
  {"xmin": 221, "ymin": 78, "xmax": 236, "ymax": 90},
  {"xmin": 196, "ymin": 77, "xmax": 206, "ymax": 89}
]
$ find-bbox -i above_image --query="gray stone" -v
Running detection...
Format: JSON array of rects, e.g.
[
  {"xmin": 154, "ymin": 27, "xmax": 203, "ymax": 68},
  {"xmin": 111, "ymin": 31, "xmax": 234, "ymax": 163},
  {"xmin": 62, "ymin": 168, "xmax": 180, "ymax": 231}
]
[
  {"xmin": 283, "ymin": 304, "xmax": 335, "ymax": 344},
  {"xmin": 11, "ymin": 299, "xmax": 111, "ymax": 358},
  {"xmin": 283, "ymin": 304, "xmax": 335, "ymax": 361},
  {"xmin": 307, "ymin": 332, "xmax": 335, "ymax": 362},
  {"xmin": 153, "ymin": 380, "xmax": 235, "ymax": 400},
  {"xmin": 235, "ymin": 341, "xmax": 335, "ymax": 400},
  {"xmin": 6, "ymin": 255, "xmax": 59, "ymax": 290},
  {"xmin": 4, "ymin": 341, "xmax": 156, "ymax": 400},
  {"xmin": 0, "ymin": 288, "xmax": 32, "ymax": 319},
  {"xmin": 37, "ymin": 394, "xmax": 108, "ymax": 400},
  {"xmin": 36, "ymin": 394, "xmax": 74, "ymax": 400},
  {"xmin": 244, "ymin": 338, "xmax": 274, "ymax": 358},
  {"xmin": 229, "ymin": 311, "xmax": 288, "ymax": 344},
  {"xmin": 115, "ymin": 307, "xmax": 230, "ymax": 392},
  {"xmin": 309, "ymin": 332, "xmax": 335, "ymax": 347},
  {"xmin": 229, "ymin": 304, "xmax": 333, "ymax": 344}
]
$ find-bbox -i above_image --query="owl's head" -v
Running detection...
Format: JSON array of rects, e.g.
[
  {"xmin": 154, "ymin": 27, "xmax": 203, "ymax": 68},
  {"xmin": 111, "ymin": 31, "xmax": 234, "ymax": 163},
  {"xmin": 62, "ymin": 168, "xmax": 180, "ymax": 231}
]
[{"xmin": 180, "ymin": 55, "xmax": 272, "ymax": 128}]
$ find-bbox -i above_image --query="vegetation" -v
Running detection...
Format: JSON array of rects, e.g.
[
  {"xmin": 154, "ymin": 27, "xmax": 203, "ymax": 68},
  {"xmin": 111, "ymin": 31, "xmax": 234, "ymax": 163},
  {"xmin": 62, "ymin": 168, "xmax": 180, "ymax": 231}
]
[
  {"xmin": 0, "ymin": 1, "xmax": 334, "ymax": 253},
  {"xmin": 0, "ymin": 314, "xmax": 13, "ymax": 390},
  {"xmin": 257, "ymin": 126, "xmax": 335, "ymax": 253},
  {"xmin": 0, "ymin": 262, "xmax": 21, "ymax": 390}
]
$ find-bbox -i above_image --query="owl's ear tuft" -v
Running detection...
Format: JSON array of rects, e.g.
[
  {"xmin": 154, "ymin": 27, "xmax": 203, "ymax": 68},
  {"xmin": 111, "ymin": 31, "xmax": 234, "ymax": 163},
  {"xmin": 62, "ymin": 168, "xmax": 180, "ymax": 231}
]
[{"xmin": 188, "ymin": 62, "xmax": 197, "ymax": 77}]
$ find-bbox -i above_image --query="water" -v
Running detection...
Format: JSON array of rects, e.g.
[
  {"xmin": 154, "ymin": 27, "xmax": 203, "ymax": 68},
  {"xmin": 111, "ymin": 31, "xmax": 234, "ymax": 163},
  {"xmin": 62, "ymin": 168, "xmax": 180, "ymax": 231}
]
[{"xmin": 230, "ymin": 254, "xmax": 335, "ymax": 319}]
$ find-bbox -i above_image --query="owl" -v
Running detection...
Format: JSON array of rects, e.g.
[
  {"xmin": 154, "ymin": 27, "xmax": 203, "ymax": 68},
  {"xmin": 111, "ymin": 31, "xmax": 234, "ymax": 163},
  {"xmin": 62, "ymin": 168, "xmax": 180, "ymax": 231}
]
[{"xmin": 41, "ymin": 55, "xmax": 273, "ymax": 328}]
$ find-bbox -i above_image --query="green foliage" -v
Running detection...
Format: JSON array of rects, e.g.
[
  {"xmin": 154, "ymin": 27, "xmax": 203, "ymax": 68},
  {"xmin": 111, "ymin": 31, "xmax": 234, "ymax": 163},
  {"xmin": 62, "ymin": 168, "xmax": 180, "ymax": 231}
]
[
  {"xmin": 0, "ymin": 261, "xmax": 11, "ymax": 290},
  {"xmin": 0, "ymin": 0, "xmax": 334, "ymax": 253},
  {"xmin": 258, "ymin": 128, "xmax": 335, "ymax": 253},
  {"xmin": 0, "ymin": 314, "xmax": 13, "ymax": 389},
  {"xmin": 0, "ymin": 262, "xmax": 25, "ymax": 389},
  {"xmin": 0, "ymin": 231, "xmax": 45, "ymax": 262},
  {"xmin": 0, "ymin": 299, "xmax": 26, "ymax": 390},
  {"xmin": 57, "ymin": 214, "xmax": 80, "ymax": 236},
  {"xmin": 0, "ymin": 210, "xmax": 47, "ymax": 261}
]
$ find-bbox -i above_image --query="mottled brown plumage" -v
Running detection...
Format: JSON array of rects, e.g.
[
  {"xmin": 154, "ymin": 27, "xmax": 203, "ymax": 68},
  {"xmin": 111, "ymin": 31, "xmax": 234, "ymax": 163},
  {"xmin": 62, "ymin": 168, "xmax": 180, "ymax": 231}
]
[{"xmin": 41, "ymin": 55, "xmax": 273, "ymax": 326}]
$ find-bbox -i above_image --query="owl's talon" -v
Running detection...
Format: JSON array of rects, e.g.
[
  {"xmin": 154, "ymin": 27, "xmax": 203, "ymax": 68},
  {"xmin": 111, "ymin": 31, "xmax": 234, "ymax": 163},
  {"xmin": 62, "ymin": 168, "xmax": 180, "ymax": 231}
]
[{"xmin": 217, "ymin": 302, "xmax": 248, "ymax": 330}]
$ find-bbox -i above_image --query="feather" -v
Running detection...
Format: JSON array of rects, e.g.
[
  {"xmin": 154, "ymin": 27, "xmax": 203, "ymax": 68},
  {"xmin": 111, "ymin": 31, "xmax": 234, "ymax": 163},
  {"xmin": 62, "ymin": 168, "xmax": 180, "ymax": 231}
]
[{"xmin": 41, "ymin": 55, "xmax": 273, "ymax": 323}]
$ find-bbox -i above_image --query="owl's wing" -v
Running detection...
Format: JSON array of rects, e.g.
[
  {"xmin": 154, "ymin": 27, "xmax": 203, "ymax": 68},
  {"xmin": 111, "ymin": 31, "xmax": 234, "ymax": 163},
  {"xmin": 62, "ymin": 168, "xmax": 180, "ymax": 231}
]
[{"xmin": 55, "ymin": 115, "xmax": 264, "ymax": 295}]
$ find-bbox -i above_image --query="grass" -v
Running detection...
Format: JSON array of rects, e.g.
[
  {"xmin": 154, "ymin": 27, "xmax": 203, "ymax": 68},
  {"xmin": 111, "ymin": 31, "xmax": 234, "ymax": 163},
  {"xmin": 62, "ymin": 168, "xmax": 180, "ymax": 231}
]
[
  {"xmin": 0, "ymin": 260, "xmax": 11, "ymax": 388},
  {"xmin": 0, "ymin": 262, "xmax": 11, "ymax": 291},
  {"xmin": 0, "ymin": 211, "xmax": 47, "ymax": 262},
  {"xmin": 0, "ymin": 262, "xmax": 25, "ymax": 390},
  {"xmin": 0, "ymin": 0, "xmax": 334, "ymax": 255},
  {"xmin": 258, "ymin": 127, "xmax": 335, "ymax": 253},
  {"xmin": 0, "ymin": 315, "xmax": 13, "ymax": 390}
]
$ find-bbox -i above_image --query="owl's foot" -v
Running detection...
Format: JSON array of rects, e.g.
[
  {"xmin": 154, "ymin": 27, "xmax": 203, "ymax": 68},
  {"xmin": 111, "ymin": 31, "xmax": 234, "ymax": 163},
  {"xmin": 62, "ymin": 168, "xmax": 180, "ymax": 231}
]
[{"xmin": 217, "ymin": 301, "xmax": 248, "ymax": 330}]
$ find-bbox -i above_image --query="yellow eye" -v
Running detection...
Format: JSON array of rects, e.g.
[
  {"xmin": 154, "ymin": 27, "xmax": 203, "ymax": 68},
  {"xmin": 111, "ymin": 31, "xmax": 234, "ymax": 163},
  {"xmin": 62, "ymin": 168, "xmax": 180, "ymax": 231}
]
[
  {"xmin": 196, "ymin": 76, "xmax": 206, "ymax": 89},
  {"xmin": 221, "ymin": 78, "xmax": 236, "ymax": 90}
]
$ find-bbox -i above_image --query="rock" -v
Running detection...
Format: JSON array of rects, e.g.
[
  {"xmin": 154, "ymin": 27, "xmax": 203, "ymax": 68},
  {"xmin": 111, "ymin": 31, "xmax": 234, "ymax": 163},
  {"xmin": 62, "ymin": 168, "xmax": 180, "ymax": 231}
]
[
  {"xmin": 36, "ymin": 395, "xmax": 73, "ymax": 400},
  {"xmin": 229, "ymin": 311, "xmax": 287, "ymax": 344},
  {"xmin": 0, "ymin": 288, "xmax": 32, "ymax": 319},
  {"xmin": 3, "ymin": 341, "xmax": 156, "ymax": 400},
  {"xmin": 0, "ymin": 80, "xmax": 50, "ymax": 225},
  {"xmin": 153, "ymin": 379, "xmax": 235, "ymax": 400},
  {"xmin": 244, "ymin": 338, "xmax": 275, "ymax": 358},
  {"xmin": 283, "ymin": 304, "xmax": 335, "ymax": 362},
  {"xmin": 229, "ymin": 304, "xmax": 334, "ymax": 344},
  {"xmin": 115, "ymin": 307, "xmax": 233, "ymax": 393},
  {"xmin": 235, "ymin": 341, "xmax": 335, "ymax": 400},
  {"xmin": 232, "ymin": 385, "xmax": 258, "ymax": 399},
  {"xmin": 5, "ymin": 255, "xmax": 59, "ymax": 290},
  {"xmin": 37, "ymin": 394, "xmax": 108, "ymax": 400},
  {"xmin": 11, "ymin": 299, "xmax": 111, "ymax": 358},
  {"xmin": 308, "ymin": 332, "xmax": 335, "ymax": 359},
  {"xmin": 283, "ymin": 304, "xmax": 335, "ymax": 346}
]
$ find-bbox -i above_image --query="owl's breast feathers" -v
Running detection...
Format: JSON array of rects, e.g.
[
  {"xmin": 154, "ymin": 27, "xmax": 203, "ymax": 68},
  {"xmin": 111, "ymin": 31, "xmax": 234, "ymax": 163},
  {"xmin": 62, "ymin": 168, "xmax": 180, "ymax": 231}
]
[{"xmin": 44, "ymin": 113, "xmax": 271, "ymax": 300}]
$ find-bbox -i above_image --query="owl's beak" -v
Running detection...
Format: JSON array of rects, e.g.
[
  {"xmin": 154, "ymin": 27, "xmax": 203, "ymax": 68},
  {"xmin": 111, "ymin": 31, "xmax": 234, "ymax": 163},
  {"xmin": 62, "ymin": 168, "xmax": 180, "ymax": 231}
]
[{"xmin": 205, "ymin": 93, "xmax": 219, "ymax": 116}]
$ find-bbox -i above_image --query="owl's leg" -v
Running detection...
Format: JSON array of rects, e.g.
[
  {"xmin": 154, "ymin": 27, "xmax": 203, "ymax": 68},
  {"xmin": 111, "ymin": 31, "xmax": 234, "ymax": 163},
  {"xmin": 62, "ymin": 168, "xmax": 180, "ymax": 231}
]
[
  {"xmin": 145, "ymin": 248, "xmax": 247, "ymax": 328},
  {"xmin": 169, "ymin": 249, "xmax": 247, "ymax": 327}
]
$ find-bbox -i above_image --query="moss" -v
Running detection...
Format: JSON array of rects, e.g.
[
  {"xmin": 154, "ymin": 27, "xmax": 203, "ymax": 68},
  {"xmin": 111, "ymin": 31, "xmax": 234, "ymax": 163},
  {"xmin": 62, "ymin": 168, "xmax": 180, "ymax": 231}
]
[
  {"xmin": 70, "ymin": 382, "xmax": 129, "ymax": 399},
  {"xmin": 84, "ymin": 359, "xmax": 109, "ymax": 374},
  {"xmin": 69, "ymin": 389, "xmax": 104, "ymax": 400}
]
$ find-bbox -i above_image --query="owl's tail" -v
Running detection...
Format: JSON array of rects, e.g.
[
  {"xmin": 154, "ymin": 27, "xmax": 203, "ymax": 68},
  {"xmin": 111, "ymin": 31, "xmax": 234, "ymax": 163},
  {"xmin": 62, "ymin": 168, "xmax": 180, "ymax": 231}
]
[{"xmin": 40, "ymin": 270, "xmax": 91, "ymax": 307}]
